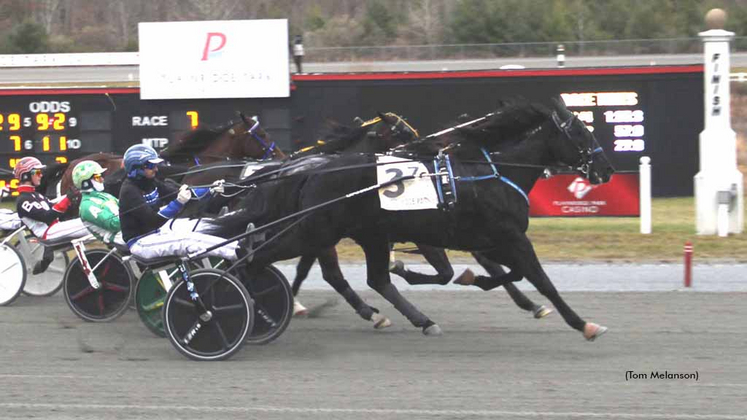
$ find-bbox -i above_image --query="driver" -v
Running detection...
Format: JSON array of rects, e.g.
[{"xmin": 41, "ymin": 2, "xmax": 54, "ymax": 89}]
[
  {"xmin": 118, "ymin": 144, "xmax": 237, "ymax": 261},
  {"xmin": 14, "ymin": 156, "xmax": 90, "ymax": 273},
  {"xmin": 72, "ymin": 160, "xmax": 125, "ymax": 246}
]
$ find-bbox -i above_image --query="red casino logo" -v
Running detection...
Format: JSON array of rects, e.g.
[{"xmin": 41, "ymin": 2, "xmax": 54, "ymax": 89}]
[{"xmin": 567, "ymin": 177, "xmax": 594, "ymax": 199}]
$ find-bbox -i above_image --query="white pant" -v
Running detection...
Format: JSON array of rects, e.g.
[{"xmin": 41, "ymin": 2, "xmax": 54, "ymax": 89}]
[
  {"xmin": 42, "ymin": 218, "xmax": 90, "ymax": 245},
  {"xmin": 130, "ymin": 218, "xmax": 238, "ymax": 261}
]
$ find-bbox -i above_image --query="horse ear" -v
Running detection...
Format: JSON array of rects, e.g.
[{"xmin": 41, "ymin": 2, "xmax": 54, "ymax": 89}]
[
  {"xmin": 377, "ymin": 112, "xmax": 393, "ymax": 123},
  {"xmin": 551, "ymin": 96, "xmax": 572, "ymax": 118}
]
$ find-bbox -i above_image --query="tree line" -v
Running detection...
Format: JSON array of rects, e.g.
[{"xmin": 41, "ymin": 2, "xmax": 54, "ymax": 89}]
[{"xmin": 0, "ymin": 0, "xmax": 745, "ymax": 54}]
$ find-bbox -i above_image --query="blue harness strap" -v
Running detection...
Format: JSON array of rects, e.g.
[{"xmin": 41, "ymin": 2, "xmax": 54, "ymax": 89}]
[
  {"xmin": 433, "ymin": 155, "xmax": 458, "ymax": 206},
  {"xmin": 457, "ymin": 148, "xmax": 529, "ymax": 205}
]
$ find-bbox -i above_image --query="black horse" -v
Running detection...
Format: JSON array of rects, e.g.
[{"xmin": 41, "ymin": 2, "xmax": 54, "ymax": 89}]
[
  {"xmin": 207, "ymin": 98, "xmax": 614, "ymax": 339},
  {"xmin": 289, "ymin": 111, "xmax": 553, "ymax": 319},
  {"xmin": 182, "ymin": 113, "xmax": 423, "ymax": 328}
]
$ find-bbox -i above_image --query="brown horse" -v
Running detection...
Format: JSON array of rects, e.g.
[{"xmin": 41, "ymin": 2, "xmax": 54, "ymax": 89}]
[
  {"xmin": 50, "ymin": 115, "xmax": 276, "ymax": 198},
  {"xmin": 161, "ymin": 114, "xmax": 283, "ymax": 164}
]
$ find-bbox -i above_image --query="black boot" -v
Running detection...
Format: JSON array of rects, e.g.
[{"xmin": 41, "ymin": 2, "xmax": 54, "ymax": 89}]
[{"xmin": 32, "ymin": 247, "xmax": 54, "ymax": 274}]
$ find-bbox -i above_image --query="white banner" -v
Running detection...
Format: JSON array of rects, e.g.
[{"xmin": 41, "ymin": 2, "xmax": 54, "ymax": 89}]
[
  {"xmin": 139, "ymin": 20, "xmax": 289, "ymax": 100},
  {"xmin": 376, "ymin": 156, "xmax": 438, "ymax": 211}
]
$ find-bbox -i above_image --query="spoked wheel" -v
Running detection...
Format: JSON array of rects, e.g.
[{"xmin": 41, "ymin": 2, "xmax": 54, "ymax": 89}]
[
  {"xmin": 19, "ymin": 235, "xmax": 68, "ymax": 297},
  {"xmin": 239, "ymin": 265, "xmax": 293, "ymax": 345},
  {"xmin": 189, "ymin": 256, "xmax": 227, "ymax": 270},
  {"xmin": 134, "ymin": 269, "xmax": 172, "ymax": 337},
  {"xmin": 163, "ymin": 269, "xmax": 254, "ymax": 361},
  {"xmin": 0, "ymin": 243, "xmax": 26, "ymax": 306},
  {"xmin": 63, "ymin": 249, "xmax": 133, "ymax": 322}
]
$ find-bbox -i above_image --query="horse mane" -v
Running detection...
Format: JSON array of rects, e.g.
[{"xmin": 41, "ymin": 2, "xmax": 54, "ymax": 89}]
[
  {"xmin": 160, "ymin": 121, "xmax": 235, "ymax": 159},
  {"xmin": 397, "ymin": 100, "xmax": 551, "ymax": 156},
  {"xmin": 291, "ymin": 120, "xmax": 372, "ymax": 159}
]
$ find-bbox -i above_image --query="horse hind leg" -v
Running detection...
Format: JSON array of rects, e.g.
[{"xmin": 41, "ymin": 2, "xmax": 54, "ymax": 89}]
[
  {"xmin": 470, "ymin": 251, "xmax": 553, "ymax": 319},
  {"xmin": 317, "ymin": 247, "xmax": 391, "ymax": 329},
  {"xmin": 390, "ymin": 243, "xmax": 454, "ymax": 286},
  {"xmin": 289, "ymin": 254, "xmax": 318, "ymax": 316},
  {"xmin": 359, "ymin": 234, "xmax": 441, "ymax": 336}
]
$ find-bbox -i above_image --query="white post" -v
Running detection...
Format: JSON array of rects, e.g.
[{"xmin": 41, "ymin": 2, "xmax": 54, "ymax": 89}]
[
  {"xmin": 694, "ymin": 9, "xmax": 744, "ymax": 235},
  {"xmin": 556, "ymin": 44, "xmax": 565, "ymax": 68},
  {"xmin": 640, "ymin": 156, "xmax": 652, "ymax": 234}
]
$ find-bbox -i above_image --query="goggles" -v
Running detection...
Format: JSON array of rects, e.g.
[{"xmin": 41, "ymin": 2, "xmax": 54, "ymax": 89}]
[
  {"xmin": 143, "ymin": 162, "xmax": 159, "ymax": 170},
  {"xmin": 31, "ymin": 169, "xmax": 43, "ymax": 177},
  {"xmin": 91, "ymin": 173, "xmax": 104, "ymax": 182}
]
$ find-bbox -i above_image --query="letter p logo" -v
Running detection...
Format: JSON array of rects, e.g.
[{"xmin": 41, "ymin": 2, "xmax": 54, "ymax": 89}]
[{"xmin": 201, "ymin": 32, "xmax": 227, "ymax": 61}]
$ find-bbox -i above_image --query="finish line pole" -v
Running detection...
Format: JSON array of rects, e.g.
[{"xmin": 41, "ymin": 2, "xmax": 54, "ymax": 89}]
[{"xmin": 684, "ymin": 241, "xmax": 693, "ymax": 288}]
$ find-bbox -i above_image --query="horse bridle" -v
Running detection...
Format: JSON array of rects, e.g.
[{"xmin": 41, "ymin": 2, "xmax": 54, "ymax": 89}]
[
  {"xmin": 236, "ymin": 114, "xmax": 277, "ymax": 160},
  {"xmin": 551, "ymin": 111, "xmax": 603, "ymax": 176},
  {"xmin": 362, "ymin": 113, "xmax": 419, "ymax": 142}
]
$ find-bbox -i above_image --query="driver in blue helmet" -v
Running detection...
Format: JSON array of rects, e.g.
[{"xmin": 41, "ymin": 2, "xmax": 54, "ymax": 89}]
[{"xmin": 117, "ymin": 144, "xmax": 237, "ymax": 261}]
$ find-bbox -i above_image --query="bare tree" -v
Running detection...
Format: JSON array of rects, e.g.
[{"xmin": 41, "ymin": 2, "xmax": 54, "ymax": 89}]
[
  {"xmin": 404, "ymin": 0, "xmax": 443, "ymax": 44},
  {"xmin": 186, "ymin": 0, "xmax": 243, "ymax": 20},
  {"xmin": 32, "ymin": 0, "xmax": 62, "ymax": 33}
]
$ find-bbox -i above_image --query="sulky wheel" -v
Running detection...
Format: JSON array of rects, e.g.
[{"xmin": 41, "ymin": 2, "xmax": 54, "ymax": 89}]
[
  {"xmin": 0, "ymin": 242, "xmax": 27, "ymax": 306},
  {"xmin": 19, "ymin": 236, "xmax": 68, "ymax": 297},
  {"xmin": 240, "ymin": 264, "xmax": 293, "ymax": 345},
  {"xmin": 162, "ymin": 269, "xmax": 254, "ymax": 361},
  {"xmin": 134, "ymin": 269, "xmax": 171, "ymax": 337},
  {"xmin": 63, "ymin": 249, "xmax": 133, "ymax": 322}
]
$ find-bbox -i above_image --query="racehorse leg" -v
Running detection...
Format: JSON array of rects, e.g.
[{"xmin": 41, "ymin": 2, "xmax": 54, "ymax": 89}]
[
  {"xmin": 316, "ymin": 247, "xmax": 391, "ymax": 329},
  {"xmin": 470, "ymin": 251, "xmax": 553, "ymax": 319},
  {"xmin": 357, "ymin": 232, "xmax": 441, "ymax": 335},
  {"xmin": 293, "ymin": 254, "xmax": 316, "ymax": 295},
  {"xmin": 507, "ymin": 233, "xmax": 606, "ymax": 341},
  {"xmin": 390, "ymin": 244, "xmax": 454, "ymax": 285},
  {"xmin": 290, "ymin": 254, "xmax": 317, "ymax": 316}
]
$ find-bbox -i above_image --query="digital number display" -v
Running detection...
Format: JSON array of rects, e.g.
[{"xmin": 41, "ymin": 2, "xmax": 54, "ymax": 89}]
[
  {"xmin": 560, "ymin": 90, "xmax": 649, "ymax": 171},
  {"xmin": 0, "ymin": 95, "xmax": 208, "ymax": 180}
]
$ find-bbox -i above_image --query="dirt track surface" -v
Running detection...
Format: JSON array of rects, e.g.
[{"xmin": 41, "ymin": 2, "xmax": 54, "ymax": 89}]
[{"xmin": 1, "ymin": 290, "xmax": 746, "ymax": 420}]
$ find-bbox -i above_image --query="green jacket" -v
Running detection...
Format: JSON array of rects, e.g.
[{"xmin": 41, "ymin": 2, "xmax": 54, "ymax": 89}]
[{"xmin": 79, "ymin": 191, "xmax": 121, "ymax": 244}]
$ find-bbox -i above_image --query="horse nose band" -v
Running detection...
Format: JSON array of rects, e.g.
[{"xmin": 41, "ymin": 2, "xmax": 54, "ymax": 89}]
[{"xmin": 246, "ymin": 120, "xmax": 276, "ymax": 160}]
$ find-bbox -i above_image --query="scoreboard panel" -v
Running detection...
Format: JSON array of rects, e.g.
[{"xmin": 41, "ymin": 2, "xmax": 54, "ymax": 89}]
[
  {"xmin": 0, "ymin": 66, "xmax": 703, "ymax": 197},
  {"xmin": 291, "ymin": 66, "xmax": 703, "ymax": 196},
  {"xmin": 0, "ymin": 89, "xmax": 291, "ymax": 193}
]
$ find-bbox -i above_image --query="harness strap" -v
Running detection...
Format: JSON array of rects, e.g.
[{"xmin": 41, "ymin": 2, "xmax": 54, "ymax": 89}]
[{"xmin": 457, "ymin": 148, "xmax": 529, "ymax": 205}]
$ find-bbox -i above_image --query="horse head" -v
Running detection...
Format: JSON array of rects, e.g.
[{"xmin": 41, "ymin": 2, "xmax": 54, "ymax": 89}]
[
  {"xmin": 366, "ymin": 112, "xmax": 419, "ymax": 150},
  {"xmin": 233, "ymin": 113, "xmax": 283, "ymax": 160},
  {"xmin": 550, "ymin": 97, "xmax": 615, "ymax": 185}
]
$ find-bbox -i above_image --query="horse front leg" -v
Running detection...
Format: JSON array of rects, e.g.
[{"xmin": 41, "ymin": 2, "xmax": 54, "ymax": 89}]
[
  {"xmin": 507, "ymin": 233, "xmax": 607, "ymax": 341},
  {"xmin": 390, "ymin": 243, "xmax": 454, "ymax": 285},
  {"xmin": 357, "ymin": 232, "xmax": 441, "ymax": 335}
]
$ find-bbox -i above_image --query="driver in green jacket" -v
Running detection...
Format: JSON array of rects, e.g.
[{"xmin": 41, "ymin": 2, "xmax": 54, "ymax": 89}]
[{"xmin": 72, "ymin": 160, "xmax": 124, "ymax": 246}]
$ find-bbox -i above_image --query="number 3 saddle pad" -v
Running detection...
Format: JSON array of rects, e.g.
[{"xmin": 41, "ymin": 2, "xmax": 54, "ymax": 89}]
[{"xmin": 376, "ymin": 155, "xmax": 438, "ymax": 211}]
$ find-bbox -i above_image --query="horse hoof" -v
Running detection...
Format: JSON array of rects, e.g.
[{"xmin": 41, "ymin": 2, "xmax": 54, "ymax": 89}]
[
  {"xmin": 371, "ymin": 313, "xmax": 392, "ymax": 329},
  {"xmin": 293, "ymin": 299, "xmax": 309, "ymax": 317},
  {"xmin": 423, "ymin": 323, "xmax": 443, "ymax": 336},
  {"xmin": 583, "ymin": 322, "xmax": 608, "ymax": 341},
  {"xmin": 533, "ymin": 305, "xmax": 553, "ymax": 319},
  {"xmin": 389, "ymin": 260, "xmax": 406, "ymax": 276},
  {"xmin": 453, "ymin": 269, "xmax": 475, "ymax": 286}
]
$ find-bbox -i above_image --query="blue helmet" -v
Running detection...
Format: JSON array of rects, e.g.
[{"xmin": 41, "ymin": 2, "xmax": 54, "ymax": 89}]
[{"xmin": 123, "ymin": 144, "xmax": 164, "ymax": 178}]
